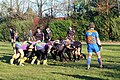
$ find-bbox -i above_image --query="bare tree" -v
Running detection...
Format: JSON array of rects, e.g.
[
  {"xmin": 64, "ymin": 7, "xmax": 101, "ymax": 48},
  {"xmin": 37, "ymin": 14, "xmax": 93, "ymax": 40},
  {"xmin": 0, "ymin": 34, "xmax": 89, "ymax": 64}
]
[
  {"xmin": 29, "ymin": 0, "xmax": 48, "ymax": 18},
  {"xmin": 0, "ymin": 0, "xmax": 25, "ymax": 18}
]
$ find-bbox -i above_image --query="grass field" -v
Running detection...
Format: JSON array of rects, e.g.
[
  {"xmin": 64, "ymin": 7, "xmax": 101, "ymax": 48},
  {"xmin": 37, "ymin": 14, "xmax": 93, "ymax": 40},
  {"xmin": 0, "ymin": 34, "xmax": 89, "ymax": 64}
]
[{"xmin": 0, "ymin": 42, "xmax": 120, "ymax": 80}]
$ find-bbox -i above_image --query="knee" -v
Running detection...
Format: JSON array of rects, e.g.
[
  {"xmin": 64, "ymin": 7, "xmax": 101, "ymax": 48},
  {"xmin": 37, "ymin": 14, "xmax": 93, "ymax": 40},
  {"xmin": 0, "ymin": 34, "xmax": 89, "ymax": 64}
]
[
  {"xmin": 96, "ymin": 52, "xmax": 101, "ymax": 58},
  {"xmin": 20, "ymin": 53, "xmax": 24, "ymax": 58},
  {"xmin": 12, "ymin": 55, "xmax": 17, "ymax": 59},
  {"xmin": 88, "ymin": 54, "xmax": 92, "ymax": 58}
]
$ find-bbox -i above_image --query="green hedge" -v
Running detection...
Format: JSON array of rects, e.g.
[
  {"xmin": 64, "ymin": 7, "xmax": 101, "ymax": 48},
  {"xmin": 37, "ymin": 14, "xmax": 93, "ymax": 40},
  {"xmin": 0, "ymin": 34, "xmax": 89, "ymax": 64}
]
[
  {"xmin": 94, "ymin": 16, "xmax": 120, "ymax": 41},
  {"xmin": 0, "ymin": 17, "xmax": 120, "ymax": 41},
  {"xmin": 49, "ymin": 19, "xmax": 88, "ymax": 41},
  {"xmin": 49, "ymin": 20, "xmax": 72, "ymax": 40},
  {"xmin": 0, "ymin": 19, "xmax": 33, "ymax": 41},
  {"xmin": 49, "ymin": 17, "xmax": 120, "ymax": 41},
  {"xmin": 0, "ymin": 22, "xmax": 9, "ymax": 41}
]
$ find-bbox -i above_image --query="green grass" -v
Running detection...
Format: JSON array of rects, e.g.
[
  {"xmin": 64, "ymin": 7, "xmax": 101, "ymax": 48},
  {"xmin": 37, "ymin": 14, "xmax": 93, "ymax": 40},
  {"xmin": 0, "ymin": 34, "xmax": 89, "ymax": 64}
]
[{"xmin": 0, "ymin": 42, "xmax": 120, "ymax": 80}]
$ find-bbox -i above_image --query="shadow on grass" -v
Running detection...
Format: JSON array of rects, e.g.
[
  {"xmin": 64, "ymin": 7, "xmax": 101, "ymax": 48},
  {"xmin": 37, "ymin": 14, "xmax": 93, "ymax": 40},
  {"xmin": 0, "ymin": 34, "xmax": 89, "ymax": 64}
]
[
  {"xmin": 52, "ymin": 72, "xmax": 104, "ymax": 80},
  {"xmin": 0, "ymin": 52, "xmax": 12, "ymax": 56},
  {"xmin": 49, "ymin": 61, "xmax": 87, "ymax": 69},
  {"xmin": 0, "ymin": 44, "xmax": 11, "ymax": 47},
  {"xmin": 102, "ymin": 55, "xmax": 120, "ymax": 63},
  {"xmin": 0, "ymin": 48, "xmax": 12, "ymax": 51},
  {"xmin": 102, "ymin": 71, "xmax": 120, "ymax": 78},
  {"xmin": 0, "ymin": 55, "xmax": 11, "ymax": 64},
  {"xmin": 49, "ymin": 58, "xmax": 106, "ymax": 69},
  {"xmin": 103, "ymin": 45, "xmax": 120, "ymax": 47},
  {"xmin": 103, "ymin": 45, "xmax": 120, "ymax": 51},
  {"xmin": 104, "ymin": 49, "xmax": 120, "ymax": 52},
  {"xmin": 0, "ymin": 78, "xmax": 4, "ymax": 80},
  {"xmin": 103, "ymin": 64, "xmax": 120, "ymax": 71},
  {"xmin": 49, "ymin": 59, "xmax": 120, "ymax": 71},
  {"xmin": 103, "ymin": 54, "xmax": 120, "ymax": 59}
]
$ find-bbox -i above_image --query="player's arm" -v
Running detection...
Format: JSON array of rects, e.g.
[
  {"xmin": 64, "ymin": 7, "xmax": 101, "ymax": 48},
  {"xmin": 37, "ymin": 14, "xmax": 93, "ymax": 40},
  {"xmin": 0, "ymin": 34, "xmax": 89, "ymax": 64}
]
[
  {"xmin": 12, "ymin": 42, "xmax": 17, "ymax": 54},
  {"xmin": 95, "ymin": 32, "xmax": 101, "ymax": 45},
  {"xmin": 33, "ymin": 32, "xmax": 36, "ymax": 41},
  {"xmin": 96, "ymin": 31, "xmax": 102, "ymax": 49},
  {"xmin": 13, "ymin": 49, "xmax": 17, "ymax": 54},
  {"xmin": 42, "ymin": 33, "xmax": 45, "ymax": 41},
  {"xmin": 97, "ymin": 38, "xmax": 101, "ymax": 46},
  {"xmin": 34, "ymin": 45, "xmax": 37, "ymax": 51},
  {"xmin": 85, "ymin": 32, "xmax": 88, "ymax": 44}
]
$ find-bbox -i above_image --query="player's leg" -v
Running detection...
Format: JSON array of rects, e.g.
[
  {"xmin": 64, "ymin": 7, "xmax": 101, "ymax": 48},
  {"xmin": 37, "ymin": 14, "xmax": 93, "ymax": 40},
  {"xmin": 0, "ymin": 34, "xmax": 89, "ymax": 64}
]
[
  {"xmin": 96, "ymin": 51, "xmax": 103, "ymax": 68},
  {"xmin": 10, "ymin": 53, "xmax": 20, "ymax": 65},
  {"xmin": 94, "ymin": 44, "xmax": 103, "ymax": 68},
  {"xmin": 31, "ymin": 51, "xmax": 37, "ymax": 64},
  {"xmin": 43, "ymin": 45, "xmax": 49, "ymax": 65},
  {"xmin": 18, "ymin": 49, "xmax": 25, "ymax": 66},
  {"xmin": 87, "ymin": 45, "xmax": 93, "ymax": 69},
  {"xmin": 87, "ymin": 52, "xmax": 92, "ymax": 69},
  {"xmin": 37, "ymin": 50, "xmax": 43, "ymax": 65}
]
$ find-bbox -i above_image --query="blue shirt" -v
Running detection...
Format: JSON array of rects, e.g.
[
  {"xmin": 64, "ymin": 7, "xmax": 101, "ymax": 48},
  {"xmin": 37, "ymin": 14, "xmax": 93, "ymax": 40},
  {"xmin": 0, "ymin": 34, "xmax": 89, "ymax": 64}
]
[
  {"xmin": 85, "ymin": 29, "xmax": 100, "ymax": 53},
  {"xmin": 85, "ymin": 29, "xmax": 99, "ymax": 44}
]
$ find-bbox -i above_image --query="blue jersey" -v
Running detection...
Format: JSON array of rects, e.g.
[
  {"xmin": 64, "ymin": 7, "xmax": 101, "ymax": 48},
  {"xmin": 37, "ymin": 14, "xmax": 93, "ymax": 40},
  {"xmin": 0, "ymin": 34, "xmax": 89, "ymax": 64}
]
[
  {"xmin": 86, "ymin": 29, "xmax": 100, "ymax": 53},
  {"xmin": 85, "ymin": 29, "xmax": 99, "ymax": 44}
]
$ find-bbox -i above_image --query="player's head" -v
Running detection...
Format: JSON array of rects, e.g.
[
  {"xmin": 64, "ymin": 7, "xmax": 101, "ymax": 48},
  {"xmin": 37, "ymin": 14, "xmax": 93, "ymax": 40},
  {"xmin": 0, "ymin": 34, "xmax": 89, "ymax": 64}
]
[
  {"xmin": 89, "ymin": 22, "xmax": 95, "ymax": 28},
  {"xmin": 69, "ymin": 27, "xmax": 72, "ymax": 30},
  {"xmin": 37, "ymin": 27, "xmax": 41, "ymax": 32}
]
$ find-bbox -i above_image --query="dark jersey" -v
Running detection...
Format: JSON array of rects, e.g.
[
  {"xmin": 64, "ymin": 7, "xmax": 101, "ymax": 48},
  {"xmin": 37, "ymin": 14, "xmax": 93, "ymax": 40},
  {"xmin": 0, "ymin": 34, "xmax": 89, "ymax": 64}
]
[
  {"xmin": 34, "ymin": 31, "xmax": 44, "ymax": 41},
  {"xmin": 72, "ymin": 41, "xmax": 82, "ymax": 48},
  {"xmin": 10, "ymin": 29, "xmax": 15, "ymax": 37},
  {"xmin": 67, "ymin": 30, "xmax": 75, "ymax": 36}
]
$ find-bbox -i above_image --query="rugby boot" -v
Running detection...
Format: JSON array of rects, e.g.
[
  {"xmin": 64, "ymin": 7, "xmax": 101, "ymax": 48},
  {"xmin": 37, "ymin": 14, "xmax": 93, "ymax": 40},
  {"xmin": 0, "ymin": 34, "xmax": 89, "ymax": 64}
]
[
  {"xmin": 10, "ymin": 58, "xmax": 14, "ymax": 65},
  {"xmin": 43, "ymin": 59, "xmax": 47, "ymax": 65},
  {"xmin": 31, "ymin": 56, "xmax": 37, "ymax": 64},
  {"xmin": 37, "ymin": 60, "xmax": 40, "ymax": 65}
]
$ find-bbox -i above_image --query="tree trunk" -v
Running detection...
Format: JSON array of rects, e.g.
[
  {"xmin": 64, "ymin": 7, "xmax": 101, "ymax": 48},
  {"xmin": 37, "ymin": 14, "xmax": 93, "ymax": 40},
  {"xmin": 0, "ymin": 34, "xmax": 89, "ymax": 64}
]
[{"xmin": 67, "ymin": 0, "xmax": 70, "ymax": 17}]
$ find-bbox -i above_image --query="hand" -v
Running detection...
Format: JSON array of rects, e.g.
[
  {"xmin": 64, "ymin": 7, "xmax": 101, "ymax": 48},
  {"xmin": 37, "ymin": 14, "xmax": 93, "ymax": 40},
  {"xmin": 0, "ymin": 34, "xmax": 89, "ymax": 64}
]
[
  {"xmin": 100, "ymin": 46, "xmax": 103, "ymax": 50},
  {"xmin": 98, "ymin": 44, "xmax": 102, "ymax": 50}
]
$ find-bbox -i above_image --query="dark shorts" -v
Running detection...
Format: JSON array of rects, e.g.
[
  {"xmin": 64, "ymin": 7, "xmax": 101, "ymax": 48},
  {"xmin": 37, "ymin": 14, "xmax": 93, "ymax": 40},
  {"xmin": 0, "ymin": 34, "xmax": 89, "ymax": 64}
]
[{"xmin": 11, "ymin": 36, "xmax": 14, "ymax": 39}]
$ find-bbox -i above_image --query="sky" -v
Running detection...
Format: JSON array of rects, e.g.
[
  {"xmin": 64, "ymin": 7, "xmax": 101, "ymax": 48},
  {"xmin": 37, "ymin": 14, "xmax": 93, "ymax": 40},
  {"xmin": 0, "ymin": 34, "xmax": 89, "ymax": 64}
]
[{"xmin": 0, "ymin": 0, "xmax": 70, "ymax": 17}]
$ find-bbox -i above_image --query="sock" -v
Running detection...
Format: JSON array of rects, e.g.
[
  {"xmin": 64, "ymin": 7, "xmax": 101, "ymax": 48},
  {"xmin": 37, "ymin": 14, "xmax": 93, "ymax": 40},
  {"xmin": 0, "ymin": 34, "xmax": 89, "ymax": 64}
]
[
  {"xmin": 24, "ymin": 57, "xmax": 27, "ymax": 62},
  {"xmin": 37, "ymin": 60, "xmax": 40, "ymax": 65},
  {"xmin": 31, "ymin": 56, "xmax": 37, "ymax": 64},
  {"xmin": 19, "ymin": 58, "xmax": 25, "ymax": 65},
  {"xmin": 98, "ymin": 58, "xmax": 102, "ymax": 66},
  {"xmin": 87, "ymin": 58, "xmax": 91, "ymax": 66},
  {"xmin": 73, "ymin": 54, "xmax": 76, "ymax": 61},
  {"xmin": 43, "ymin": 59, "xmax": 47, "ymax": 65},
  {"xmin": 10, "ymin": 58, "xmax": 14, "ymax": 64}
]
